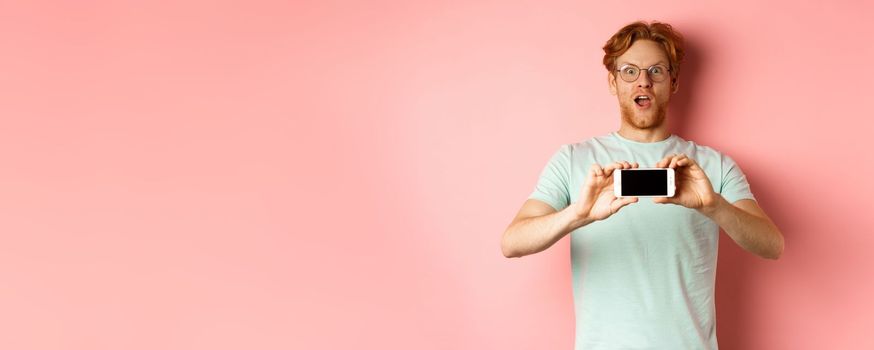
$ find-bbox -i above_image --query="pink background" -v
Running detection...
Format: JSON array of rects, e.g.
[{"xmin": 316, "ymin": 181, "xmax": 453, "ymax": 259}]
[{"xmin": 1, "ymin": 0, "xmax": 873, "ymax": 349}]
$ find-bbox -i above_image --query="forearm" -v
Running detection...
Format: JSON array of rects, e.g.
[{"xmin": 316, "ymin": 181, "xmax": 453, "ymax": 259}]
[
  {"xmin": 502, "ymin": 204, "xmax": 591, "ymax": 258},
  {"xmin": 701, "ymin": 197, "xmax": 784, "ymax": 259}
]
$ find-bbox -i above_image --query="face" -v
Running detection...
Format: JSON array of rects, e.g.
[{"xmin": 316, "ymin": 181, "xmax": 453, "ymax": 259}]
[{"xmin": 608, "ymin": 39, "xmax": 679, "ymax": 130}]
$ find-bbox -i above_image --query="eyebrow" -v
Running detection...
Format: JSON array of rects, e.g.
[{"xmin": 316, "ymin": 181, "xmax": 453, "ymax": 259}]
[{"xmin": 618, "ymin": 61, "xmax": 668, "ymax": 67}]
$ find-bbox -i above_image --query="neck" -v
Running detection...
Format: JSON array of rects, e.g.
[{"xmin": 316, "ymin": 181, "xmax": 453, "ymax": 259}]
[{"xmin": 617, "ymin": 124, "xmax": 671, "ymax": 143}]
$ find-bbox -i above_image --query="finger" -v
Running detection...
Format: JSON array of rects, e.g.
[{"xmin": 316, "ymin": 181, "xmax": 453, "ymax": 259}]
[
  {"xmin": 603, "ymin": 161, "xmax": 623, "ymax": 176},
  {"xmin": 632, "ymin": 162, "xmax": 640, "ymax": 168},
  {"xmin": 603, "ymin": 161, "xmax": 623, "ymax": 172},
  {"xmin": 619, "ymin": 196, "xmax": 639, "ymax": 206},
  {"xmin": 590, "ymin": 163, "xmax": 604, "ymax": 177},
  {"xmin": 669, "ymin": 153, "xmax": 687, "ymax": 169},
  {"xmin": 652, "ymin": 196, "xmax": 677, "ymax": 205},
  {"xmin": 677, "ymin": 156, "xmax": 701, "ymax": 170},
  {"xmin": 611, "ymin": 160, "xmax": 634, "ymax": 177},
  {"xmin": 655, "ymin": 154, "xmax": 674, "ymax": 168},
  {"xmin": 585, "ymin": 165, "xmax": 598, "ymax": 187}
]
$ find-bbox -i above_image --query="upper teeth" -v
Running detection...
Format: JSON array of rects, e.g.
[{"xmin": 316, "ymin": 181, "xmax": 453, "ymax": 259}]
[{"xmin": 636, "ymin": 96, "xmax": 650, "ymax": 100}]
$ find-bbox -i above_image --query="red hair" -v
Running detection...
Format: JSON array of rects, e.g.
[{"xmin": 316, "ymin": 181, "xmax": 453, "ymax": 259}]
[{"xmin": 603, "ymin": 21, "xmax": 685, "ymax": 88}]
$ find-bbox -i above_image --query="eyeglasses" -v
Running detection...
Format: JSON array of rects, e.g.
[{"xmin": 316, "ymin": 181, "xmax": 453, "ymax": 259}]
[{"xmin": 614, "ymin": 64, "xmax": 671, "ymax": 83}]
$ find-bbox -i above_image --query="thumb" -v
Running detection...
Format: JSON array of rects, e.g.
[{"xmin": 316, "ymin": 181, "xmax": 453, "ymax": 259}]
[
  {"xmin": 652, "ymin": 197, "xmax": 674, "ymax": 204},
  {"xmin": 611, "ymin": 196, "xmax": 639, "ymax": 212}
]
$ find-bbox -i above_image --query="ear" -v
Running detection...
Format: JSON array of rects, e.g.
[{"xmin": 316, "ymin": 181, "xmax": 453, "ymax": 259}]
[
  {"xmin": 671, "ymin": 76, "xmax": 680, "ymax": 94},
  {"xmin": 608, "ymin": 72, "xmax": 617, "ymax": 96}
]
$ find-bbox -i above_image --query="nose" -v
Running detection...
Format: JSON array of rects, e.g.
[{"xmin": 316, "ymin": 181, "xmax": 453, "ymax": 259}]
[{"xmin": 637, "ymin": 70, "xmax": 652, "ymax": 88}]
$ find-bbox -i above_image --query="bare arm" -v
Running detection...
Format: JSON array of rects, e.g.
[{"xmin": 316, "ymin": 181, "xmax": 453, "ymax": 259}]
[
  {"xmin": 653, "ymin": 154, "xmax": 784, "ymax": 260},
  {"xmin": 502, "ymin": 161, "xmax": 640, "ymax": 258},
  {"xmin": 701, "ymin": 198, "xmax": 784, "ymax": 259},
  {"xmin": 501, "ymin": 199, "xmax": 590, "ymax": 258}
]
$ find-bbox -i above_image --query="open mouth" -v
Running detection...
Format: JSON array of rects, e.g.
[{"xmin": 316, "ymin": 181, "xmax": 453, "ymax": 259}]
[{"xmin": 634, "ymin": 95, "xmax": 652, "ymax": 108}]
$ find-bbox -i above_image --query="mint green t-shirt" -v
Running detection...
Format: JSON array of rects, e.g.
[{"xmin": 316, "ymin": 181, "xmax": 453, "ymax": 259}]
[{"xmin": 528, "ymin": 132, "xmax": 755, "ymax": 350}]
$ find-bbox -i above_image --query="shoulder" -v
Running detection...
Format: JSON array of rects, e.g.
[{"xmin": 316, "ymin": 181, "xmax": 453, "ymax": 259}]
[
  {"xmin": 542, "ymin": 133, "xmax": 618, "ymax": 168},
  {"xmin": 673, "ymin": 135, "xmax": 715, "ymax": 155},
  {"xmin": 672, "ymin": 135, "xmax": 733, "ymax": 163},
  {"xmin": 565, "ymin": 133, "xmax": 616, "ymax": 155},
  {"xmin": 672, "ymin": 136, "xmax": 747, "ymax": 180}
]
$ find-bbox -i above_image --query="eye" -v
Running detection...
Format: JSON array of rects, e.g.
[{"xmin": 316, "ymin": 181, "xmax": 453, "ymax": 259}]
[
  {"xmin": 650, "ymin": 66, "xmax": 663, "ymax": 74},
  {"xmin": 623, "ymin": 67, "xmax": 638, "ymax": 75}
]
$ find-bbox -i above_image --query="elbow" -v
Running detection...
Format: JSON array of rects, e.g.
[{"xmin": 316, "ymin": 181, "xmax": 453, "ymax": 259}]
[
  {"xmin": 773, "ymin": 237, "xmax": 785, "ymax": 260},
  {"xmin": 765, "ymin": 231, "xmax": 785, "ymax": 260},
  {"xmin": 502, "ymin": 248, "xmax": 517, "ymax": 258},
  {"xmin": 501, "ymin": 241, "xmax": 518, "ymax": 258},
  {"xmin": 772, "ymin": 241, "xmax": 784, "ymax": 260},
  {"xmin": 763, "ymin": 249, "xmax": 782, "ymax": 260},
  {"xmin": 502, "ymin": 247, "xmax": 521, "ymax": 259},
  {"xmin": 501, "ymin": 232, "xmax": 521, "ymax": 258}
]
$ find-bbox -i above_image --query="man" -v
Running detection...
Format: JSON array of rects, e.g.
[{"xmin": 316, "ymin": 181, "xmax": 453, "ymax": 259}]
[{"xmin": 500, "ymin": 21, "xmax": 784, "ymax": 349}]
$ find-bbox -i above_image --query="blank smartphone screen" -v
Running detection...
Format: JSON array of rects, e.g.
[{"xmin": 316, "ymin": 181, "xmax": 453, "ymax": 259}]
[{"xmin": 621, "ymin": 169, "xmax": 667, "ymax": 196}]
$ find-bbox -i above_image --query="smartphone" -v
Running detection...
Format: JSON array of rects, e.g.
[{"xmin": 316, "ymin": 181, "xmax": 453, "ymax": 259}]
[{"xmin": 613, "ymin": 168, "xmax": 676, "ymax": 197}]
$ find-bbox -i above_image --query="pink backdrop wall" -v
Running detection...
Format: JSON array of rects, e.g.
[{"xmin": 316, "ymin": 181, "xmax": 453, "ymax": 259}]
[{"xmin": 1, "ymin": 0, "xmax": 872, "ymax": 349}]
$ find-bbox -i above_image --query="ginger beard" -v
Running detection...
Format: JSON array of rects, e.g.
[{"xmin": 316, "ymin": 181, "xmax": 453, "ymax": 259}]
[{"xmin": 618, "ymin": 84, "xmax": 670, "ymax": 130}]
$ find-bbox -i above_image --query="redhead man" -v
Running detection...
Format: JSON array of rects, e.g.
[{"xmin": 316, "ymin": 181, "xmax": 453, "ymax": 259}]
[{"xmin": 501, "ymin": 21, "xmax": 784, "ymax": 349}]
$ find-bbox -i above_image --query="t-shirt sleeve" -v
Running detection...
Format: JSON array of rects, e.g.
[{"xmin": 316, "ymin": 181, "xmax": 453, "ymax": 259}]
[
  {"xmin": 719, "ymin": 154, "xmax": 756, "ymax": 204},
  {"xmin": 527, "ymin": 145, "xmax": 573, "ymax": 211}
]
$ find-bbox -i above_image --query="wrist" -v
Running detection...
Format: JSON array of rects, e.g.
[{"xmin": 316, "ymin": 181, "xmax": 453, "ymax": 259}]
[
  {"xmin": 699, "ymin": 194, "xmax": 728, "ymax": 218},
  {"xmin": 566, "ymin": 202, "xmax": 594, "ymax": 228}
]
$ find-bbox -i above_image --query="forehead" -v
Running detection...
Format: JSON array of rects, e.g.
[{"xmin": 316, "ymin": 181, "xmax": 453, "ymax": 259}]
[{"xmin": 616, "ymin": 39, "xmax": 669, "ymax": 66}]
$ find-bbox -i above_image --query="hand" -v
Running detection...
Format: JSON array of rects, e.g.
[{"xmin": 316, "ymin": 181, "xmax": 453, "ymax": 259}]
[
  {"xmin": 652, "ymin": 153, "xmax": 718, "ymax": 210},
  {"xmin": 574, "ymin": 161, "xmax": 639, "ymax": 222}
]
